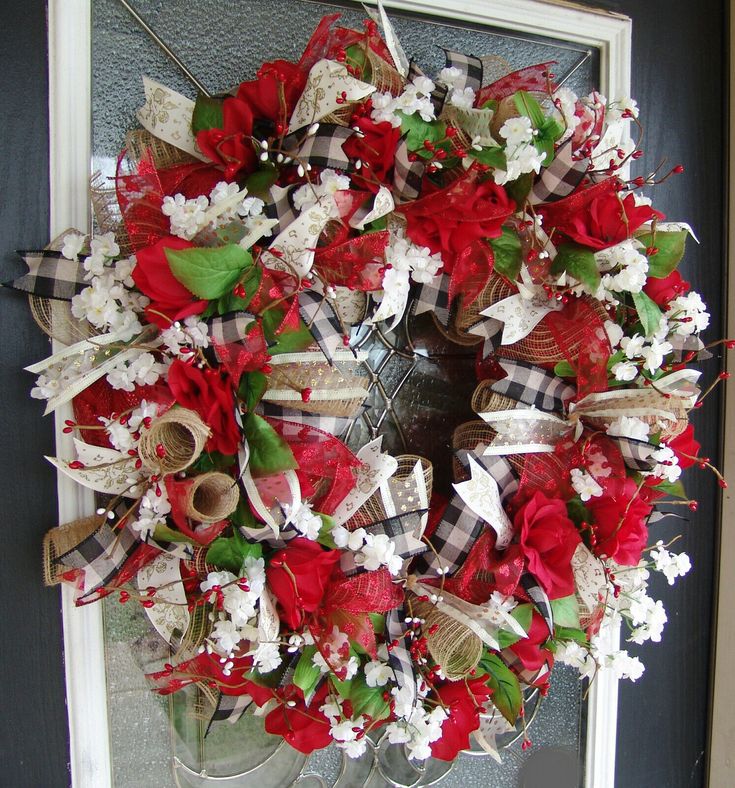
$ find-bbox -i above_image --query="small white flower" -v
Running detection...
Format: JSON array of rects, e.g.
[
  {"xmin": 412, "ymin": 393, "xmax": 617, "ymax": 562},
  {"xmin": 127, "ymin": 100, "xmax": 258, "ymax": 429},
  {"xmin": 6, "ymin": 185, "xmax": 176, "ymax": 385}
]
[
  {"xmin": 252, "ymin": 641, "xmax": 282, "ymax": 673},
  {"xmin": 364, "ymin": 659, "xmax": 393, "ymax": 687},
  {"xmin": 89, "ymin": 232, "xmax": 120, "ymax": 260},
  {"xmin": 611, "ymin": 360, "xmax": 639, "ymax": 382},
  {"xmin": 499, "ymin": 116, "xmax": 534, "ymax": 146},
  {"xmin": 604, "ymin": 320, "xmax": 625, "ymax": 349},
  {"xmin": 449, "ymin": 86, "xmax": 476, "ymax": 110},
  {"xmin": 606, "ymin": 415, "xmax": 650, "ymax": 442},
  {"xmin": 61, "ymin": 233, "xmax": 85, "ymax": 260},
  {"xmin": 285, "ymin": 501, "xmax": 322, "ymax": 540},
  {"xmin": 570, "ymin": 468, "xmax": 604, "ymax": 501}
]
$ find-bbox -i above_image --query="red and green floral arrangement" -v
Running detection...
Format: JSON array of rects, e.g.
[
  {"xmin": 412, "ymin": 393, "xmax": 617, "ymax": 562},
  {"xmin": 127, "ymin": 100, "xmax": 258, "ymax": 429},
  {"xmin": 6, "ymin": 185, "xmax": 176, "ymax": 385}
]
[{"xmin": 8, "ymin": 4, "xmax": 727, "ymax": 763}]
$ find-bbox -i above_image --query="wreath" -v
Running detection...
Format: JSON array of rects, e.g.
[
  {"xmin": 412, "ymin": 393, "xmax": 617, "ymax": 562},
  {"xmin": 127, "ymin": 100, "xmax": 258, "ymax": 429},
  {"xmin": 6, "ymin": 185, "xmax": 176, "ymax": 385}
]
[{"xmin": 7, "ymin": 4, "xmax": 725, "ymax": 765}]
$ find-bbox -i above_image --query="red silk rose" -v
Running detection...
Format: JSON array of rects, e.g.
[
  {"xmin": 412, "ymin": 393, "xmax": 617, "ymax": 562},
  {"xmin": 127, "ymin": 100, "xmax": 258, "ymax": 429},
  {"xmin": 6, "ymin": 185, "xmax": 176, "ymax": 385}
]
[
  {"xmin": 342, "ymin": 117, "xmax": 402, "ymax": 192},
  {"xmin": 546, "ymin": 186, "xmax": 662, "ymax": 251},
  {"xmin": 263, "ymin": 682, "xmax": 333, "ymax": 754},
  {"xmin": 236, "ymin": 60, "xmax": 307, "ymax": 128},
  {"xmin": 586, "ymin": 476, "xmax": 652, "ymax": 565},
  {"xmin": 508, "ymin": 610, "xmax": 554, "ymax": 680},
  {"xmin": 267, "ymin": 538, "xmax": 341, "ymax": 630},
  {"xmin": 400, "ymin": 169, "xmax": 514, "ymax": 274},
  {"xmin": 166, "ymin": 359, "xmax": 241, "ymax": 455},
  {"xmin": 643, "ymin": 269, "xmax": 691, "ymax": 307},
  {"xmin": 196, "ymin": 97, "xmax": 257, "ymax": 182},
  {"xmin": 516, "ymin": 491, "xmax": 581, "ymax": 599},
  {"xmin": 132, "ymin": 236, "xmax": 208, "ymax": 328},
  {"xmin": 430, "ymin": 677, "xmax": 493, "ymax": 761}
]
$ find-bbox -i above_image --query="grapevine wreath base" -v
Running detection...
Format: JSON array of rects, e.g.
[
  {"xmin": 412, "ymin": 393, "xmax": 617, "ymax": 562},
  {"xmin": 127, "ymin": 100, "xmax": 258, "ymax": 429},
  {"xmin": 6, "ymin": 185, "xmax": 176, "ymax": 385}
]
[{"xmin": 7, "ymin": 2, "xmax": 726, "ymax": 766}]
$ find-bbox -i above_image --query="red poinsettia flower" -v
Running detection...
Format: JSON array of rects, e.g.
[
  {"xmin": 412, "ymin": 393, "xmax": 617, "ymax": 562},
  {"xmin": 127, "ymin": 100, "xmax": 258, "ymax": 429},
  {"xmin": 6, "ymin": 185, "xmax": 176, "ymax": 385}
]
[
  {"xmin": 132, "ymin": 236, "xmax": 208, "ymax": 328},
  {"xmin": 643, "ymin": 269, "xmax": 691, "ymax": 307},
  {"xmin": 508, "ymin": 610, "xmax": 554, "ymax": 679},
  {"xmin": 342, "ymin": 117, "xmax": 402, "ymax": 192},
  {"xmin": 166, "ymin": 359, "xmax": 241, "ymax": 455},
  {"xmin": 516, "ymin": 491, "xmax": 581, "ymax": 600},
  {"xmin": 430, "ymin": 676, "xmax": 494, "ymax": 761},
  {"xmin": 401, "ymin": 170, "xmax": 515, "ymax": 274},
  {"xmin": 586, "ymin": 476, "xmax": 652, "ymax": 565},
  {"xmin": 196, "ymin": 97, "xmax": 257, "ymax": 182},
  {"xmin": 266, "ymin": 538, "xmax": 341, "ymax": 630},
  {"xmin": 263, "ymin": 682, "xmax": 333, "ymax": 754},
  {"xmin": 546, "ymin": 185, "xmax": 662, "ymax": 251},
  {"xmin": 236, "ymin": 60, "xmax": 308, "ymax": 129}
]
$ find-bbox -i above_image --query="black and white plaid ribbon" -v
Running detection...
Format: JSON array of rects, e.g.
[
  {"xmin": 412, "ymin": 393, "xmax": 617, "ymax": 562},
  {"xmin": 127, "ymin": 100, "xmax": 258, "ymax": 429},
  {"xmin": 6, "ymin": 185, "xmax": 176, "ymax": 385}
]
[
  {"xmin": 386, "ymin": 604, "xmax": 417, "ymax": 710},
  {"xmin": 615, "ymin": 436, "xmax": 658, "ymax": 472},
  {"xmin": 412, "ymin": 274, "xmax": 450, "ymax": 327},
  {"xmin": 7, "ymin": 250, "xmax": 87, "ymax": 301},
  {"xmin": 528, "ymin": 140, "xmax": 588, "ymax": 205},
  {"xmin": 257, "ymin": 400, "xmax": 356, "ymax": 438},
  {"xmin": 57, "ymin": 505, "xmax": 140, "ymax": 600},
  {"xmin": 298, "ymin": 289, "xmax": 349, "ymax": 366},
  {"xmin": 208, "ymin": 312, "xmax": 257, "ymax": 347},
  {"xmin": 491, "ymin": 359, "xmax": 576, "ymax": 414},
  {"xmin": 282, "ymin": 123, "xmax": 355, "ymax": 172},
  {"xmin": 264, "ymin": 184, "xmax": 300, "ymax": 236},
  {"xmin": 393, "ymin": 137, "xmax": 426, "ymax": 203},
  {"xmin": 442, "ymin": 49, "xmax": 483, "ymax": 93},
  {"xmin": 205, "ymin": 692, "xmax": 253, "ymax": 734},
  {"xmin": 340, "ymin": 510, "xmax": 428, "ymax": 577},
  {"xmin": 519, "ymin": 572, "xmax": 554, "ymax": 634},
  {"xmin": 467, "ymin": 315, "xmax": 502, "ymax": 358}
]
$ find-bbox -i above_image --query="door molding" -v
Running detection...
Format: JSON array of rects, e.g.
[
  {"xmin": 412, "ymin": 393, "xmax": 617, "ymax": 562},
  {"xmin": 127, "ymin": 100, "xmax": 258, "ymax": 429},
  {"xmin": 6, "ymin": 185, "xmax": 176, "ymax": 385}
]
[{"xmin": 47, "ymin": 2, "xmax": 631, "ymax": 786}]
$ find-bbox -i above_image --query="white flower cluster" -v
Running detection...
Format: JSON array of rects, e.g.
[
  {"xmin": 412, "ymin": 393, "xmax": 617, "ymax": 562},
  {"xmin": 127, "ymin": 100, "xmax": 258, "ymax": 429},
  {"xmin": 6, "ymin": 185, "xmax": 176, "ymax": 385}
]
[
  {"xmin": 321, "ymin": 699, "xmax": 369, "ymax": 759},
  {"xmin": 605, "ymin": 415, "xmax": 682, "ymax": 483},
  {"xmin": 131, "ymin": 485, "xmax": 171, "ymax": 540},
  {"xmin": 162, "ymin": 194, "xmax": 209, "ymax": 240},
  {"xmin": 665, "ymin": 291, "xmax": 710, "ymax": 336},
  {"xmin": 30, "ymin": 350, "xmax": 96, "ymax": 401},
  {"xmin": 371, "ymin": 75, "xmax": 437, "ymax": 127},
  {"xmin": 283, "ymin": 500, "xmax": 323, "ymax": 540},
  {"xmin": 160, "ymin": 316, "xmax": 210, "ymax": 357},
  {"xmin": 570, "ymin": 468, "xmax": 603, "ymax": 501},
  {"xmin": 201, "ymin": 557, "xmax": 267, "ymax": 659},
  {"xmin": 95, "ymin": 399, "xmax": 158, "ymax": 455},
  {"xmin": 617, "ymin": 331, "xmax": 674, "ymax": 377},
  {"xmin": 386, "ymin": 230, "xmax": 443, "ymax": 285},
  {"xmin": 68, "ymin": 233, "xmax": 146, "ymax": 341},
  {"xmin": 598, "ymin": 240, "xmax": 650, "ymax": 296},
  {"xmin": 494, "ymin": 116, "xmax": 546, "ymax": 185},
  {"xmin": 385, "ymin": 683, "xmax": 448, "ymax": 760},
  {"xmin": 293, "ymin": 168, "xmax": 351, "ymax": 218},
  {"xmin": 650, "ymin": 541, "xmax": 692, "ymax": 586},
  {"xmin": 437, "ymin": 67, "xmax": 476, "ymax": 110},
  {"xmin": 552, "ymin": 87, "xmax": 581, "ymax": 143},
  {"xmin": 106, "ymin": 351, "xmax": 167, "ymax": 393},
  {"xmin": 332, "ymin": 525, "xmax": 403, "ymax": 576}
]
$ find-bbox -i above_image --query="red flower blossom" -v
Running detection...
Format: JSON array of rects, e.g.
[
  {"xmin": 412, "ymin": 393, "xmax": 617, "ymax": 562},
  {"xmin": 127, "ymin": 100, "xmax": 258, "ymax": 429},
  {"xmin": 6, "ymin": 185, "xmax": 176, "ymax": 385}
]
[
  {"xmin": 430, "ymin": 677, "xmax": 493, "ymax": 761},
  {"xmin": 508, "ymin": 611, "xmax": 554, "ymax": 680},
  {"xmin": 643, "ymin": 269, "xmax": 691, "ymax": 307},
  {"xmin": 342, "ymin": 117, "xmax": 402, "ymax": 192},
  {"xmin": 667, "ymin": 424, "xmax": 701, "ymax": 470},
  {"xmin": 166, "ymin": 359, "xmax": 241, "ymax": 455},
  {"xmin": 516, "ymin": 491, "xmax": 581, "ymax": 600},
  {"xmin": 196, "ymin": 97, "xmax": 257, "ymax": 182},
  {"xmin": 236, "ymin": 60, "xmax": 308, "ymax": 128},
  {"xmin": 132, "ymin": 236, "xmax": 208, "ymax": 328},
  {"xmin": 263, "ymin": 682, "xmax": 333, "ymax": 754},
  {"xmin": 267, "ymin": 538, "xmax": 341, "ymax": 630},
  {"xmin": 586, "ymin": 476, "xmax": 652, "ymax": 565},
  {"xmin": 401, "ymin": 170, "xmax": 514, "ymax": 274}
]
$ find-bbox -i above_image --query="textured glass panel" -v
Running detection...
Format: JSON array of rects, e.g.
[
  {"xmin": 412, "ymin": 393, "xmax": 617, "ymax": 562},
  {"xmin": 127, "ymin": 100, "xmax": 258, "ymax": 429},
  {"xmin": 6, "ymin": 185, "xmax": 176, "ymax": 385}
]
[{"xmin": 93, "ymin": 1, "xmax": 599, "ymax": 785}]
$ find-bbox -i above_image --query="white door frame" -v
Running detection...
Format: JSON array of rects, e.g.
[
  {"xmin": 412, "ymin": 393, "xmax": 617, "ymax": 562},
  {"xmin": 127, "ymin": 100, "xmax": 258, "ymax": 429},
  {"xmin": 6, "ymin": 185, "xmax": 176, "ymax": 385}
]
[{"xmin": 47, "ymin": 2, "xmax": 631, "ymax": 786}]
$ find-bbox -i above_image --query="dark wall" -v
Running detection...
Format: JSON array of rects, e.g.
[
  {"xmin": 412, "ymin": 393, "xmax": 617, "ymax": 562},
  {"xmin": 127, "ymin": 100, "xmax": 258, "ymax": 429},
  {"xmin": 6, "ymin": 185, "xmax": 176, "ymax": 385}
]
[
  {"xmin": 0, "ymin": 1, "xmax": 69, "ymax": 786},
  {"xmin": 0, "ymin": 2, "xmax": 726, "ymax": 788}
]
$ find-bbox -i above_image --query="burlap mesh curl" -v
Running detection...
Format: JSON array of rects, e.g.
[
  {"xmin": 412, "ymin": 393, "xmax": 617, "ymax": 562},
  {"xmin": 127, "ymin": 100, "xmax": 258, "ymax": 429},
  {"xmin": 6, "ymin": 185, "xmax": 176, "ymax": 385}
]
[
  {"xmin": 138, "ymin": 407, "xmax": 211, "ymax": 474},
  {"xmin": 185, "ymin": 472, "xmax": 240, "ymax": 523}
]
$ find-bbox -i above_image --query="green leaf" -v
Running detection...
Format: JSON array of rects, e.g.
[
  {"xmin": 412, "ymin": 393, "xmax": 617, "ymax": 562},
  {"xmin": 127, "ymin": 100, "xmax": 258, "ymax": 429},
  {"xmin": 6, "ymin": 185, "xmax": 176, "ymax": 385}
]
[
  {"xmin": 566, "ymin": 498, "xmax": 591, "ymax": 529},
  {"xmin": 513, "ymin": 91, "xmax": 546, "ymax": 128},
  {"xmin": 293, "ymin": 647, "xmax": 322, "ymax": 696},
  {"xmin": 192, "ymin": 450, "xmax": 237, "ymax": 473},
  {"xmin": 553, "ymin": 626, "xmax": 588, "ymax": 646},
  {"xmin": 229, "ymin": 498, "xmax": 259, "ymax": 529},
  {"xmin": 166, "ymin": 244, "xmax": 253, "ymax": 300},
  {"xmin": 205, "ymin": 530, "xmax": 262, "ymax": 574},
  {"xmin": 214, "ymin": 266, "xmax": 262, "ymax": 314},
  {"xmin": 554, "ymin": 360, "xmax": 577, "ymax": 378},
  {"xmin": 243, "ymin": 412, "xmax": 298, "ymax": 477},
  {"xmin": 652, "ymin": 478, "xmax": 688, "ymax": 499},
  {"xmin": 262, "ymin": 308, "xmax": 313, "ymax": 356},
  {"xmin": 469, "ymin": 146, "xmax": 507, "ymax": 170},
  {"xmin": 316, "ymin": 513, "xmax": 338, "ymax": 549},
  {"xmin": 550, "ymin": 595, "xmax": 581, "ymax": 629},
  {"xmin": 349, "ymin": 675, "xmax": 391, "ymax": 721},
  {"xmin": 480, "ymin": 99, "xmax": 498, "ymax": 112},
  {"xmin": 191, "ymin": 94, "xmax": 224, "ymax": 134},
  {"xmin": 497, "ymin": 603, "xmax": 533, "ymax": 648},
  {"xmin": 636, "ymin": 229, "xmax": 688, "ymax": 278},
  {"xmin": 152, "ymin": 524, "xmax": 196, "ymax": 545},
  {"xmin": 368, "ymin": 612, "xmax": 386, "ymax": 633},
  {"xmin": 481, "ymin": 652, "xmax": 522, "ymax": 723},
  {"xmin": 631, "ymin": 290, "xmax": 663, "ymax": 338},
  {"xmin": 550, "ymin": 243, "xmax": 600, "ymax": 290},
  {"xmin": 504, "ymin": 172, "xmax": 533, "ymax": 205},
  {"xmin": 396, "ymin": 110, "xmax": 446, "ymax": 158},
  {"xmin": 245, "ymin": 165, "xmax": 278, "ymax": 199},
  {"xmin": 330, "ymin": 675, "xmax": 353, "ymax": 700},
  {"xmin": 489, "ymin": 226, "xmax": 522, "ymax": 280},
  {"xmin": 238, "ymin": 370, "xmax": 269, "ymax": 413}
]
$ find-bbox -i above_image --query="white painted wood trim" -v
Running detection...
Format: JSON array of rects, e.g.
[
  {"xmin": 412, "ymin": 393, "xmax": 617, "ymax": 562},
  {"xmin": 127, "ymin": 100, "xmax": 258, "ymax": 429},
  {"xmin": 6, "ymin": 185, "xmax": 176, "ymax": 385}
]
[
  {"xmin": 49, "ymin": 1, "xmax": 113, "ymax": 787},
  {"xmin": 47, "ymin": 2, "xmax": 630, "ymax": 786}
]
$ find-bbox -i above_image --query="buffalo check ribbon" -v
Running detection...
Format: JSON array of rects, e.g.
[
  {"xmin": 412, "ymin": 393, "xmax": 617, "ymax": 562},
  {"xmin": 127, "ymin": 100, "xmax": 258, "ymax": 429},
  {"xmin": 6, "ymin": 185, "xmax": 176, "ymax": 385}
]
[
  {"xmin": 490, "ymin": 359, "xmax": 576, "ymax": 414},
  {"xmin": 282, "ymin": 123, "xmax": 355, "ymax": 172},
  {"xmin": 264, "ymin": 184, "xmax": 300, "ymax": 237},
  {"xmin": 528, "ymin": 140, "xmax": 588, "ymax": 205},
  {"xmin": 298, "ymin": 289, "xmax": 351, "ymax": 366},
  {"xmin": 386, "ymin": 604, "xmax": 418, "ymax": 711},
  {"xmin": 442, "ymin": 49, "xmax": 483, "ymax": 93},
  {"xmin": 412, "ymin": 274, "xmax": 450, "ymax": 327},
  {"xmin": 205, "ymin": 692, "xmax": 254, "ymax": 734},
  {"xmin": 7, "ymin": 249, "xmax": 87, "ymax": 300},
  {"xmin": 393, "ymin": 137, "xmax": 426, "ymax": 203}
]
